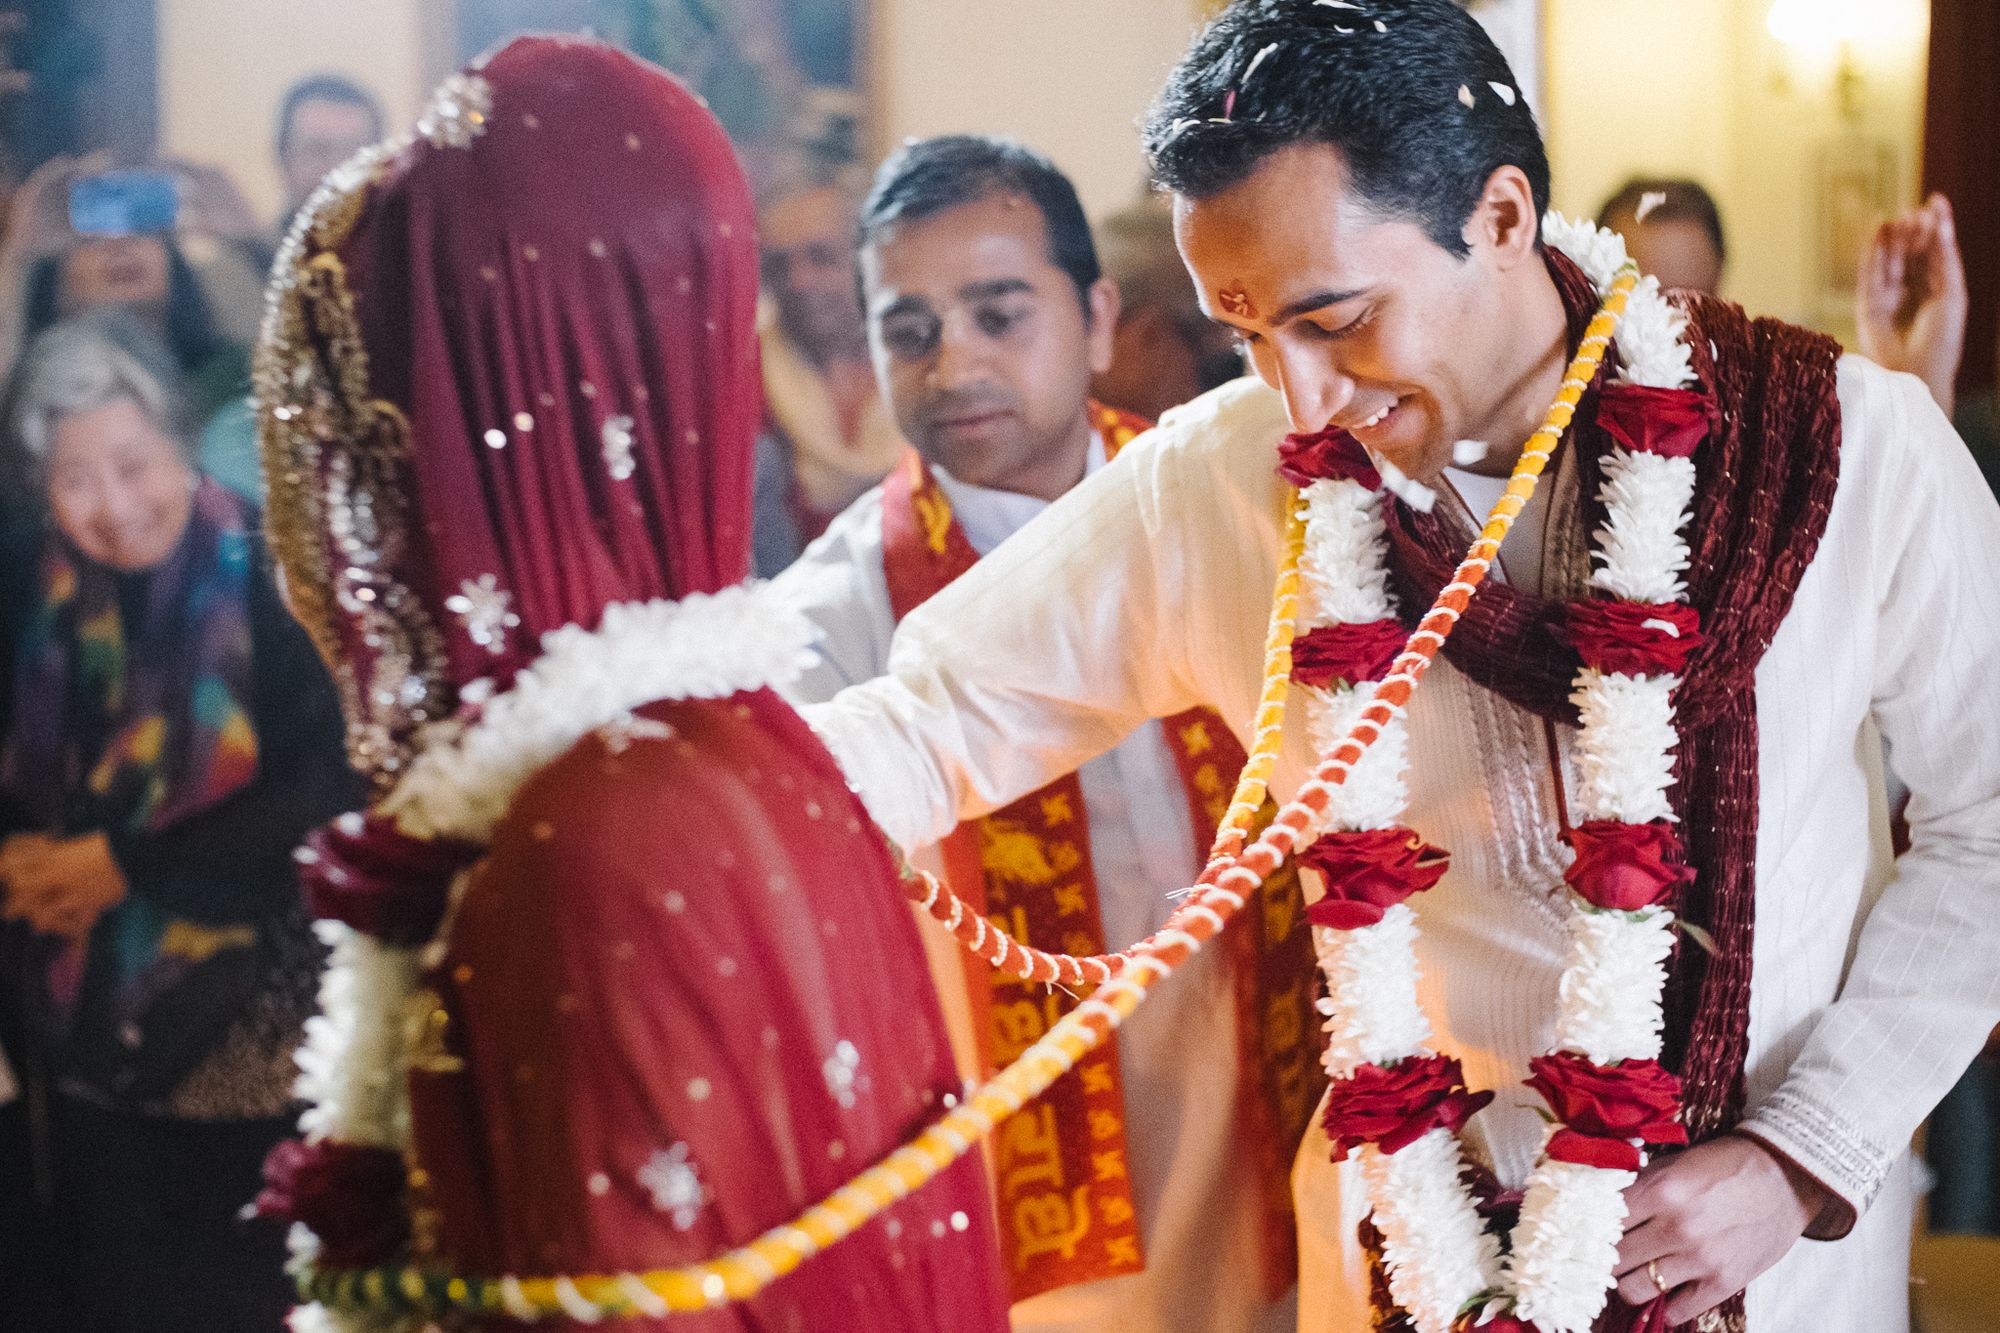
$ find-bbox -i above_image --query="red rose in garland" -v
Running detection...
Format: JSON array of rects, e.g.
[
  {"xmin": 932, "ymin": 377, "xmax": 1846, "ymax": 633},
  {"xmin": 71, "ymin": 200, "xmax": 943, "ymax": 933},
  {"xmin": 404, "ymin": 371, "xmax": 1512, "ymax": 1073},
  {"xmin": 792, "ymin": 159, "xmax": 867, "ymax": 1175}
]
[
  {"xmin": 1563, "ymin": 602, "xmax": 1703, "ymax": 677},
  {"xmin": 1526, "ymin": 1052, "xmax": 1688, "ymax": 1171},
  {"xmin": 1300, "ymin": 826, "xmax": 1451, "ymax": 931},
  {"xmin": 1291, "ymin": 619, "xmax": 1409, "ymax": 688},
  {"xmin": 1594, "ymin": 382, "xmax": 1714, "ymax": 458},
  {"xmin": 1560, "ymin": 820, "xmax": 1695, "ymax": 913},
  {"xmin": 1322, "ymin": 1054, "xmax": 1494, "ymax": 1158},
  {"xmin": 256, "ymin": 1138, "xmax": 411, "ymax": 1268},
  {"xmin": 1277, "ymin": 427, "xmax": 1382, "ymax": 489}
]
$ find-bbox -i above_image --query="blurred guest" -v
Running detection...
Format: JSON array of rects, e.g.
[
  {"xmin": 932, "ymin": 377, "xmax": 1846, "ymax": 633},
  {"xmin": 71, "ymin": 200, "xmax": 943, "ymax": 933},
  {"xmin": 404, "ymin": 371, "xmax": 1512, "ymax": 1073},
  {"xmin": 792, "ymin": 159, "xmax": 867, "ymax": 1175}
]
[
  {"xmin": 0, "ymin": 313, "xmax": 358, "ymax": 1332},
  {"xmin": 0, "ymin": 157, "xmax": 248, "ymax": 410},
  {"xmin": 1091, "ymin": 197, "xmax": 1244, "ymax": 421},
  {"xmin": 1597, "ymin": 176, "xmax": 1727, "ymax": 296},
  {"xmin": 751, "ymin": 177, "xmax": 906, "ymax": 575},
  {"xmin": 274, "ymin": 74, "xmax": 386, "ymax": 227},
  {"xmin": 0, "ymin": 153, "xmax": 260, "ymax": 499}
]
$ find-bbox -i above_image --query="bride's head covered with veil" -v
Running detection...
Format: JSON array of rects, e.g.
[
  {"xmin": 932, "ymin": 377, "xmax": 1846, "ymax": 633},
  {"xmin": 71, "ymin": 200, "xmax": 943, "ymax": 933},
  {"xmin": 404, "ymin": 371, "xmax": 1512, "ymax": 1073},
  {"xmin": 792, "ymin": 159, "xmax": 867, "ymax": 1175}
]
[
  {"xmin": 253, "ymin": 37, "xmax": 1007, "ymax": 1331},
  {"xmin": 258, "ymin": 33, "xmax": 764, "ymax": 787}
]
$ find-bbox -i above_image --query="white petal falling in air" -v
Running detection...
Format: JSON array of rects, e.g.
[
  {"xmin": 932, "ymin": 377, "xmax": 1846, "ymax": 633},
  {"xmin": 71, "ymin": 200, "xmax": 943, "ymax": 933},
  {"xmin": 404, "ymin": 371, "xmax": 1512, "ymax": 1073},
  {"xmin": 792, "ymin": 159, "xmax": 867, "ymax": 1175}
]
[{"xmin": 1378, "ymin": 459, "xmax": 1439, "ymax": 513}]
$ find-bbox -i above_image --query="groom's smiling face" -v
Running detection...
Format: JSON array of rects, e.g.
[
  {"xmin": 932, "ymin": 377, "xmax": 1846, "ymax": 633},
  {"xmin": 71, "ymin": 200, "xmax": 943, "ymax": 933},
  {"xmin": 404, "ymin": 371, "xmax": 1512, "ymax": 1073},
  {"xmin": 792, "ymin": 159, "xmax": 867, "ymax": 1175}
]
[{"xmin": 1175, "ymin": 142, "xmax": 1530, "ymax": 484}]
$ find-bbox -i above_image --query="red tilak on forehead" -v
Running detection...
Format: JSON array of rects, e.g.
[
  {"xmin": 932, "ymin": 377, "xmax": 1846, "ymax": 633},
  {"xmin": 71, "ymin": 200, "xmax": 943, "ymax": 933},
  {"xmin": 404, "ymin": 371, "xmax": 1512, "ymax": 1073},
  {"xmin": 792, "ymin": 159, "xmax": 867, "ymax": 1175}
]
[{"xmin": 1219, "ymin": 283, "xmax": 1258, "ymax": 320}]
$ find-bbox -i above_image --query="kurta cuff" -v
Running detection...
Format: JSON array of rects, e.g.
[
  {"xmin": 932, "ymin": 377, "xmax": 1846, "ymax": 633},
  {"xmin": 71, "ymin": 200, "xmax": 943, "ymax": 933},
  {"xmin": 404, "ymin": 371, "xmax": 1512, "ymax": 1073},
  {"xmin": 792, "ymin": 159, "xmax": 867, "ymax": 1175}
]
[{"xmin": 1736, "ymin": 1086, "xmax": 1892, "ymax": 1239}]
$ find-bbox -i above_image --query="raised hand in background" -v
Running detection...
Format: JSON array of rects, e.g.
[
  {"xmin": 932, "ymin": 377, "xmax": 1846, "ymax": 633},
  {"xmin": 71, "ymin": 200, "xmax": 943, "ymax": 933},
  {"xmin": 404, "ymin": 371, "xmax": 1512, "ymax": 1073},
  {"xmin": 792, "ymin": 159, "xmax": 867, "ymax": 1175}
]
[{"xmin": 1857, "ymin": 192, "xmax": 1969, "ymax": 417}]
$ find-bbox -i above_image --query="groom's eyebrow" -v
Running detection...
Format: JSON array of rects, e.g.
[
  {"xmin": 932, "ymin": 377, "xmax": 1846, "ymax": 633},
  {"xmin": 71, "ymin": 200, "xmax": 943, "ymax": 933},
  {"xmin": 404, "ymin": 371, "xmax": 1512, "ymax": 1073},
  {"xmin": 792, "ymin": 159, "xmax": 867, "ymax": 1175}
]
[{"xmin": 1274, "ymin": 286, "xmax": 1372, "ymax": 324}]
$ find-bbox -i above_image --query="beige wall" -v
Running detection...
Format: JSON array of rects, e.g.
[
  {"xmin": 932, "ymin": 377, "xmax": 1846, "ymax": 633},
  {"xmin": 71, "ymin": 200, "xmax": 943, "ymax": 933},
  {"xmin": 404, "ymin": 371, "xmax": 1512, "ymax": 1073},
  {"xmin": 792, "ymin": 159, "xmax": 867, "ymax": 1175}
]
[
  {"xmin": 870, "ymin": 0, "xmax": 1204, "ymax": 219},
  {"xmin": 1545, "ymin": 0, "xmax": 1930, "ymax": 337},
  {"xmin": 158, "ymin": 0, "xmax": 1203, "ymax": 228},
  {"xmin": 157, "ymin": 0, "xmax": 433, "ymax": 227}
]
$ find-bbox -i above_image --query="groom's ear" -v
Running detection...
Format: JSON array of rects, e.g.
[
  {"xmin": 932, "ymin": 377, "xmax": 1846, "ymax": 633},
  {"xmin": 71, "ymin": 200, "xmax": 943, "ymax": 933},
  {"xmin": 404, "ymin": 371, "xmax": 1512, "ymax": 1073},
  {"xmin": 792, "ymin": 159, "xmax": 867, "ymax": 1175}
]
[{"xmin": 1463, "ymin": 165, "xmax": 1540, "ymax": 271}]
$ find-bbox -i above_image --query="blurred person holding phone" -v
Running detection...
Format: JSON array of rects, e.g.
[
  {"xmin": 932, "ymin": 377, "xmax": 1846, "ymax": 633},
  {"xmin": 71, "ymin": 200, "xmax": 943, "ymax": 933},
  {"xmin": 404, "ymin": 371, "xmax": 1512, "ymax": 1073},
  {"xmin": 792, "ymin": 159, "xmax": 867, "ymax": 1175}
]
[
  {"xmin": 0, "ymin": 153, "xmax": 261, "ymax": 506},
  {"xmin": 0, "ymin": 156, "xmax": 247, "ymax": 412}
]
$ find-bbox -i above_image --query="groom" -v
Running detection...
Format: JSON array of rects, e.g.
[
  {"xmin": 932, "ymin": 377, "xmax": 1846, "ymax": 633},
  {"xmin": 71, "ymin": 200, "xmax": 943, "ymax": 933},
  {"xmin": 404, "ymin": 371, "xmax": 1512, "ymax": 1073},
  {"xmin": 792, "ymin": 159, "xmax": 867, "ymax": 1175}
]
[{"xmin": 804, "ymin": 2, "xmax": 2000, "ymax": 1329}]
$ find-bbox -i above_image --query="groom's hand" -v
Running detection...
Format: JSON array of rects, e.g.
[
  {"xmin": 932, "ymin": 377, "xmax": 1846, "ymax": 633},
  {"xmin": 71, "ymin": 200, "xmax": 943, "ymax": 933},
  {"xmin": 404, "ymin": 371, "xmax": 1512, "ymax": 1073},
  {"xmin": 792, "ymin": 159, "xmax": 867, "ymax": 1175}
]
[{"xmin": 1609, "ymin": 1134, "xmax": 1832, "ymax": 1324}]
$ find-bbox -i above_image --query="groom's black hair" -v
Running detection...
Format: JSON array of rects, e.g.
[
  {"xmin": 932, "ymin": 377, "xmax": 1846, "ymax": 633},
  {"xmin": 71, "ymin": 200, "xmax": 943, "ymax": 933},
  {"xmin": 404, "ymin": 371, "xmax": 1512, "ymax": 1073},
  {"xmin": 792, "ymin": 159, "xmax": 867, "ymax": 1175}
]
[{"xmin": 1144, "ymin": 0, "xmax": 1549, "ymax": 257}]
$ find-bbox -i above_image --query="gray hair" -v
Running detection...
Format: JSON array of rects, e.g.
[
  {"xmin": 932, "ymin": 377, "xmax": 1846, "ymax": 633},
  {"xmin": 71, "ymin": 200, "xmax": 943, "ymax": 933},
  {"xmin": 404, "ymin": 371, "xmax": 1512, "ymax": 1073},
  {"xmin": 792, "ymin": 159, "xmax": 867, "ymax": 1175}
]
[{"xmin": 9, "ymin": 312, "xmax": 196, "ymax": 467}]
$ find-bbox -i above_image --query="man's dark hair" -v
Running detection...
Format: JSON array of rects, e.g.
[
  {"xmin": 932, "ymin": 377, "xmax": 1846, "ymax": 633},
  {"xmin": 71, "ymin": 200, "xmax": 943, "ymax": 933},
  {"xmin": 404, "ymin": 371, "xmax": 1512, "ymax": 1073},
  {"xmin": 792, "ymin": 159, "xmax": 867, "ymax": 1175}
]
[
  {"xmin": 276, "ymin": 74, "xmax": 386, "ymax": 157},
  {"xmin": 857, "ymin": 135, "xmax": 1101, "ymax": 306},
  {"xmin": 1597, "ymin": 178, "xmax": 1727, "ymax": 267},
  {"xmin": 1143, "ymin": 0, "xmax": 1549, "ymax": 256}
]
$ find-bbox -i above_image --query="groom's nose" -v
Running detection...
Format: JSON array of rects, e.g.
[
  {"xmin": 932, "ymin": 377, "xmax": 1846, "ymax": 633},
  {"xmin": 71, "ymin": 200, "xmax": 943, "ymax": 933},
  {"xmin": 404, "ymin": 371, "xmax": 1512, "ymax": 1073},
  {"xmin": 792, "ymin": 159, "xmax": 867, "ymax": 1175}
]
[{"xmin": 1272, "ymin": 344, "xmax": 1357, "ymax": 434}]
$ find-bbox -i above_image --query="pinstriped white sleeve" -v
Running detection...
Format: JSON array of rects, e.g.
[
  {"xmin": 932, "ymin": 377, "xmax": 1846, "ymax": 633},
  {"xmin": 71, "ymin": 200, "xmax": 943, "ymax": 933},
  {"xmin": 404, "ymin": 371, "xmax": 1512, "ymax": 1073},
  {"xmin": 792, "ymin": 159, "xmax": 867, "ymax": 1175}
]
[{"xmin": 1737, "ymin": 362, "xmax": 2000, "ymax": 1236}]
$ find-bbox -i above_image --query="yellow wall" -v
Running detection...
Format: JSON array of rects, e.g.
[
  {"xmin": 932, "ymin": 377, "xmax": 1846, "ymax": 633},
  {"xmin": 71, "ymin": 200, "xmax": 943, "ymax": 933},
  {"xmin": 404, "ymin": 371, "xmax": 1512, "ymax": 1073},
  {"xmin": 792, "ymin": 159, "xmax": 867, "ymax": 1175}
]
[
  {"xmin": 1545, "ymin": 0, "xmax": 1930, "ymax": 336},
  {"xmin": 157, "ymin": 0, "xmax": 433, "ymax": 227}
]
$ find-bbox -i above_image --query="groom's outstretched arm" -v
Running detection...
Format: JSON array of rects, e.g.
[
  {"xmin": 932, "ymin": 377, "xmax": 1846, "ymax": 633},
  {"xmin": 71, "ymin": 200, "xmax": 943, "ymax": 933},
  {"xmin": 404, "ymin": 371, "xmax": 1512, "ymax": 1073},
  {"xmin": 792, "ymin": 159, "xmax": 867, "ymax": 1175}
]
[{"xmin": 804, "ymin": 380, "xmax": 1292, "ymax": 851}]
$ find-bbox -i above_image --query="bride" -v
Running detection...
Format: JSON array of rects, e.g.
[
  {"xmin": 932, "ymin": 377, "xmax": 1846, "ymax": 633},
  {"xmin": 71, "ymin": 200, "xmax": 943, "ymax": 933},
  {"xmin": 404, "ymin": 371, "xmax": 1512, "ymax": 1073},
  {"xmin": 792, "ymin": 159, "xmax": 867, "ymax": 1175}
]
[{"xmin": 250, "ymin": 36, "xmax": 1008, "ymax": 1331}]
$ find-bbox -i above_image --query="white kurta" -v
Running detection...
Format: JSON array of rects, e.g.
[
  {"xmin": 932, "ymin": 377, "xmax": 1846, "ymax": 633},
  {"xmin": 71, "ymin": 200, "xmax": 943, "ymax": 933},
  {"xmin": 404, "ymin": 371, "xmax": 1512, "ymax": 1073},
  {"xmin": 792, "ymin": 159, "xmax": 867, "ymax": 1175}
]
[
  {"xmin": 773, "ymin": 436, "xmax": 1295, "ymax": 1333},
  {"xmin": 804, "ymin": 367, "xmax": 2000, "ymax": 1332}
]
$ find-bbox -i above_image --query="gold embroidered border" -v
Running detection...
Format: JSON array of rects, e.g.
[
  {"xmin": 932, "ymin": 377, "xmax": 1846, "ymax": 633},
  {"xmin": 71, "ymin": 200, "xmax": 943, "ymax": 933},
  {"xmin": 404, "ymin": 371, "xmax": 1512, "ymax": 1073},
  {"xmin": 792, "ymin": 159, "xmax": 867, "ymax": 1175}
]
[{"xmin": 253, "ymin": 138, "xmax": 449, "ymax": 788}]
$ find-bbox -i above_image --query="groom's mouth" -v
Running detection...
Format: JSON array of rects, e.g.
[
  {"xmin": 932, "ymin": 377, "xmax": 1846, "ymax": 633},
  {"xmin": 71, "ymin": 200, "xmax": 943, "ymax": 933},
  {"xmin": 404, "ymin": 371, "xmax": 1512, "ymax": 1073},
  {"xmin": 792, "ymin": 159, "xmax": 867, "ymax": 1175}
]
[{"xmin": 1342, "ymin": 396, "xmax": 1408, "ymax": 443}]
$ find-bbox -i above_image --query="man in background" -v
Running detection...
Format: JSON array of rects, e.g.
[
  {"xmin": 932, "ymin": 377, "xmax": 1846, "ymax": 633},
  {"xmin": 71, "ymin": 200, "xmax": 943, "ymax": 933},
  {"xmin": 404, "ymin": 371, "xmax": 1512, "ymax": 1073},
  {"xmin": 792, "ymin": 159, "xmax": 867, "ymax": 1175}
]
[
  {"xmin": 1598, "ymin": 176, "xmax": 1727, "ymax": 296},
  {"xmin": 159, "ymin": 73, "xmax": 386, "ymax": 374},
  {"xmin": 275, "ymin": 74, "xmax": 385, "ymax": 227},
  {"xmin": 774, "ymin": 134, "xmax": 1313, "ymax": 1333},
  {"xmin": 751, "ymin": 177, "xmax": 906, "ymax": 574}
]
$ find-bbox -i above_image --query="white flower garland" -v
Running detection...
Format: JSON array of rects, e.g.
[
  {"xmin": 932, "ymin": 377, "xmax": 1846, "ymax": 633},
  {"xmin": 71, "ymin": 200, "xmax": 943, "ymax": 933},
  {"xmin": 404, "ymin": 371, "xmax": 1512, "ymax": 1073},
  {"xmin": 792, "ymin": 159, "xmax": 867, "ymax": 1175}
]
[
  {"xmin": 286, "ymin": 582, "xmax": 817, "ymax": 1333},
  {"xmin": 1302, "ymin": 215, "xmax": 1700, "ymax": 1333},
  {"xmin": 385, "ymin": 585, "xmax": 820, "ymax": 843},
  {"xmin": 1297, "ymin": 467, "xmax": 1504, "ymax": 1328}
]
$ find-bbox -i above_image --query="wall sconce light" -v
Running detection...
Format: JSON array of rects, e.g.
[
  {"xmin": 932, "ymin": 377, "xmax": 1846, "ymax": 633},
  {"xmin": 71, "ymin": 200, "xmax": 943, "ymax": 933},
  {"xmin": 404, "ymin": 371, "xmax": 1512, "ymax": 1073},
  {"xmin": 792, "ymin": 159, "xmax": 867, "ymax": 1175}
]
[{"xmin": 1767, "ymin": 0, "xmax": 1879, "ymax": 122}]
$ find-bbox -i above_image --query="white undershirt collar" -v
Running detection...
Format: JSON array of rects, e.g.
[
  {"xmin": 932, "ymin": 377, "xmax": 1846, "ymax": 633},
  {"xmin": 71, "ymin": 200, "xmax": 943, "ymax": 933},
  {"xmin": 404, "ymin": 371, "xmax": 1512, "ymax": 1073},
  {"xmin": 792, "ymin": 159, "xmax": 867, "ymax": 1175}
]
[{"xmin": 932, "ymin": 430, "xmax": 1107, "ymax": 557}]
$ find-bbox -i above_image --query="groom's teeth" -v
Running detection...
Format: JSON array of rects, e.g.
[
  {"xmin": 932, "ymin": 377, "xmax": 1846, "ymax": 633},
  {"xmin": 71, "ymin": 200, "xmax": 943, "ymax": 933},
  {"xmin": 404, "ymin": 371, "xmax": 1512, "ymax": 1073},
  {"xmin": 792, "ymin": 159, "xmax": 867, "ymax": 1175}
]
[{"xmin": 1359, "ymin": 404, "xmax": 1391, "ymax": 428}]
